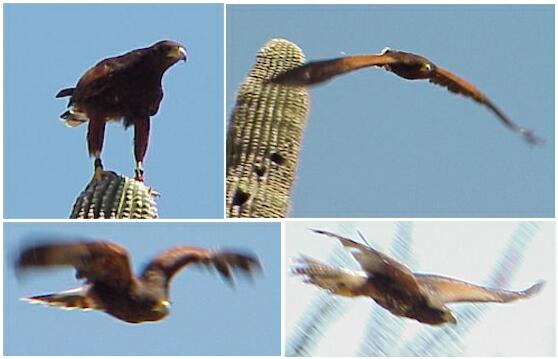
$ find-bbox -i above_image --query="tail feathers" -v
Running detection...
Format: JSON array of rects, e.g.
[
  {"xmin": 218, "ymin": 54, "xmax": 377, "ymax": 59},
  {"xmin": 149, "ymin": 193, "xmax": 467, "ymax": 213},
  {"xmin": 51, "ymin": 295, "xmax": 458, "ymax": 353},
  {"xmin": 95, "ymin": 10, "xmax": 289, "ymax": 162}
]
[
  {"xmin": 22, "ymin": 287, "xmax": 96, "ymax": 311},
  {"xmin": 292, "ymin": 255, "xmax": 345, "ymax": 278},
  {"xmin": 56, "ymin": 87, "xmax": 74, "ymax": 98},
  {"xmin": 291, "ymin": 256, "xmax": 366, "ymax": 297},
  {"xmin": 60, "ymin": 110, "xmax": 88, "ymax": 128}
]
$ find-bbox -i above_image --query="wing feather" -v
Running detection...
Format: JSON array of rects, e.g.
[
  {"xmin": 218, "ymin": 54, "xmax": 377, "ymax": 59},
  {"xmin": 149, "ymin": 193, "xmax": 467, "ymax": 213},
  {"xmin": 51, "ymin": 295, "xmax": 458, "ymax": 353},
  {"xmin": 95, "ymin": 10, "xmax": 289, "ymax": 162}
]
[
  {"xmin": 70, "ymin": 48, "xmax": 148, "ymax": 101},
  {"xmin": 430, "ymin": 66, "xmax": 543, "ymax": 145},
  {"xmin": 16, "ymin": 240, "xmax": 132, "ymax": 287},
  {"xmin": 310, "ymin": 229, "xmax": 422, "ymax": 296},
  {"xmin": 269, "ymin": 54, "xmax": 397, "ymax": 87},
  {"xmin": 416, "ymin": 274, "xmax": 545, "ymax": 304},
  {"xmin": 141, "ymin": 246, "xmax": 261, "ymax": 289}
]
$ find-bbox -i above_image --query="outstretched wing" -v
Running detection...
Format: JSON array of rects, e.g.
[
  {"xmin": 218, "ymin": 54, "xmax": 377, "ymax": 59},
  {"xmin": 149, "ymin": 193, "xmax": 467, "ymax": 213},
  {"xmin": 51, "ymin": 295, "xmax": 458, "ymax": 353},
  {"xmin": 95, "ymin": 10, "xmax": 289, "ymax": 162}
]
[
  {"xmin": 16, "ymin": 240, "xmax": 132, "ymax": 288},
  {"xmin": 141, "ymin": 246, "xmax": 261, "ymax": 290},
  {"xmin": 416, "ymin": 274, "xmax": 545, "ymax": 304},
  {"xmin": 269, "ymin": 54, "xmax": 398, "ymax": 87},
  {"xmin": 429, "ymin": 66, "xmax": 543, "ymax": 145},
  {"xmin": 310, "ymin": 229, "xmax": 422, "ymax": 296}
]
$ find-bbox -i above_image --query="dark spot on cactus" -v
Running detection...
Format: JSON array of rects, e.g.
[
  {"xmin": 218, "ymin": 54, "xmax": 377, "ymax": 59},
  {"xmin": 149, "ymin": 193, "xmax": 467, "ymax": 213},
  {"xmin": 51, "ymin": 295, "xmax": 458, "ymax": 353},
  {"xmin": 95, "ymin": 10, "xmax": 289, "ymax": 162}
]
[
  {"xmin": 270, "ymin": 152, "xmax": 286, "ymax": 165},
  {"xmin": 254, "ymin": 164, "xmax": 267, "ymax": 177},
  {"xmin": 232, "ymin": 188, "xmax": 250, "ymax": 206}
]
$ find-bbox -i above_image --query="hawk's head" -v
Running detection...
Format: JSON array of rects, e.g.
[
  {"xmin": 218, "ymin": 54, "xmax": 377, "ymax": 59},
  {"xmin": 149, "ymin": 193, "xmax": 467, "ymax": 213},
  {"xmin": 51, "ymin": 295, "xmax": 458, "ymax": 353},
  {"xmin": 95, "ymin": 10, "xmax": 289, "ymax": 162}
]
[{"xmin": 151, "ymin": 40, "xmax": 188, "ymax": 64}]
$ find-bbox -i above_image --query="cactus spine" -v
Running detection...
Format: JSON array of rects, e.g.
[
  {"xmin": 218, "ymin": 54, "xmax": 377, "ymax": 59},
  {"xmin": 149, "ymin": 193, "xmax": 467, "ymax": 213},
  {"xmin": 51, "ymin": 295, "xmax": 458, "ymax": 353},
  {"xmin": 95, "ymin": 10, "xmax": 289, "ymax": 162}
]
[{"xmin": 226, "ymin": 39, "xmax": 310, "ymax": 218}]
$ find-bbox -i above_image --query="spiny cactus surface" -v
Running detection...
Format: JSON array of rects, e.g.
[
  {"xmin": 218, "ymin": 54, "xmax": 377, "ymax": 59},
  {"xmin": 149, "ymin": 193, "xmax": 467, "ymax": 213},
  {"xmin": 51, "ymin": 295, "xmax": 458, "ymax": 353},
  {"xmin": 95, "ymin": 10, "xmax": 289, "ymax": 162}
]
[
  {"xmin": 226, "ymin": 38, "xmax": 310, "ymax": 218},
  {"xmin": 70, "ymin": 170, "xmax": 158, "ymax": 219}
]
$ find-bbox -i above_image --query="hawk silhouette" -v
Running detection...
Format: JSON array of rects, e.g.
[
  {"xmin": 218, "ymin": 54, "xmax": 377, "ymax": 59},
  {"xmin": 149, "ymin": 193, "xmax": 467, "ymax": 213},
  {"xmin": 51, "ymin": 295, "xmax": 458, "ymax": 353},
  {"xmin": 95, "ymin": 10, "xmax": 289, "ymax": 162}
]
[
  {"xmin": 56, "ymin": 40, "xmax": 187, "ymax": 181},
  {"xmin": 16, "ymin": 239, "xmax": 260, "ymax": 323},
  {"xmin": 270, "ymin": 48, "xmax": 542, "ymax": 146},
  {"xmin": 292, "ymin": 229, "xmax": 544, "ymax": 325}
]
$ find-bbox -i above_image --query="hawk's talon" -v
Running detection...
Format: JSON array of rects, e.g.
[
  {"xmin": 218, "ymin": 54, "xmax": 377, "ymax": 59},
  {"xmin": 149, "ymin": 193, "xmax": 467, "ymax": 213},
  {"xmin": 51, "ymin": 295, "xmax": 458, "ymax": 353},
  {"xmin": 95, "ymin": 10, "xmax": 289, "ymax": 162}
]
[
  {"xmin": 134, "ymin": 168, "xmax": 145, "ymax": 182},
  {"xmin": 91, "ymin": 159, "xmax": 105, "ymax": 183}
]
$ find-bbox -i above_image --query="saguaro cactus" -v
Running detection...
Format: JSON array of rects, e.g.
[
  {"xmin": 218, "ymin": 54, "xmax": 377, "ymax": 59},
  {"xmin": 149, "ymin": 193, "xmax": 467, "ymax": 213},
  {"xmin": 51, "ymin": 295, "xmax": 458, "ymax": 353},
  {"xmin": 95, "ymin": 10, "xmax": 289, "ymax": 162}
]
[
  {"xmin": 70, "ymin": 170, "xmax": 158, "ymax": 219},
  {"xmin": 226, "ymin": 38, "xmax": 310, "ymax": 218}
]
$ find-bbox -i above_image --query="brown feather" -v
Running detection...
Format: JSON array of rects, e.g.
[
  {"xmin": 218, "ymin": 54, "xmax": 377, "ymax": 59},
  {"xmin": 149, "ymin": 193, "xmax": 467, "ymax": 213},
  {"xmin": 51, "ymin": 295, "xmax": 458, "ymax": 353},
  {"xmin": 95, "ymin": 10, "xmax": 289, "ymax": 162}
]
[
  {"xmin": 269, "ymin": 54, "xmax": 396, "ymax": 87},
  {"xmin": 141, "ymin": 246, "xmax": 261, "ymax": 288},
  {"xmin": 417, "ymin": 274, "xmax": 545, "ymax": 304},
  {"xmin": 310, "ymin": 228, "xmax": 422, "ymax": 296},
  {"xmin": 17, "ymin": 241, "xmax": 132, "ymax": 288},
  {"xmin": 430, "ymin": 67, "xmax": 543, "ymax": 145},
  {"xmin": 133, "ymin": 116, "xmax": 150, "ymax": 165}
]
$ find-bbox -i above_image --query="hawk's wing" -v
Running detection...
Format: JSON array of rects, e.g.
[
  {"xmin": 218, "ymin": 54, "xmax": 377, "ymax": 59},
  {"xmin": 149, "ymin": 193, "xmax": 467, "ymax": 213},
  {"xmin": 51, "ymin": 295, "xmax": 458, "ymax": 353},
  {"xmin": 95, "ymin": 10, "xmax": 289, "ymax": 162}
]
[
  {"xmin": 310, "ymin": 229, "xmax": 422, "ymax": 296},
  {"xmin": 269, "ymin": 54, "xmax": 398, "ymax": 87},
  {"xmin": 416, "ymin": 273, "xmax": 545, "ymax": 304},
  {"xmin": 141, "ymin": 246, "xmax": 261, "ymax": 290},
  {"xmin": 16, "ymin": 240, "xmax": 133, "ymax": 288},
  {"xmin": 69, "ymin": 48, "xmax": 149, "ymax": 101},
  {"xmin": 429, "ymin": 66, "xmax": 543, "ymax": 145}
]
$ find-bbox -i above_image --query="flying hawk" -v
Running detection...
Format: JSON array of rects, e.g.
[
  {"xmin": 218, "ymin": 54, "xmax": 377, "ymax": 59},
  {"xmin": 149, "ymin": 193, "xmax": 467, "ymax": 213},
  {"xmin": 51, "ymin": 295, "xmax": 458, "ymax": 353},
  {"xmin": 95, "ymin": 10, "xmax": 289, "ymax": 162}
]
[
  {"xmin": 16, "ymin": 239, "xmax": 260, "ymax": 323},
  {"xmin": 56, "ymin": 40, "xmax": 187, "ymax": 181},
  {"xmin": 292, "ymin": 228, "xmax": 544, "ymax": 325},
  {"xmin": 269, "ymin": 48, "xmax": 542, "ymax": 145}
]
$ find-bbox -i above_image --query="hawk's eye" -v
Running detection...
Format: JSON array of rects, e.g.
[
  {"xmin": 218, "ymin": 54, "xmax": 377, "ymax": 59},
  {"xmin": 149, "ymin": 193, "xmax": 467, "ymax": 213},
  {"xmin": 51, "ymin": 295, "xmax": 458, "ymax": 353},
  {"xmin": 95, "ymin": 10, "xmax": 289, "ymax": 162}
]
[{"xmin": 423, "ymin": 63, "xmax": 433, "ymax": 72}]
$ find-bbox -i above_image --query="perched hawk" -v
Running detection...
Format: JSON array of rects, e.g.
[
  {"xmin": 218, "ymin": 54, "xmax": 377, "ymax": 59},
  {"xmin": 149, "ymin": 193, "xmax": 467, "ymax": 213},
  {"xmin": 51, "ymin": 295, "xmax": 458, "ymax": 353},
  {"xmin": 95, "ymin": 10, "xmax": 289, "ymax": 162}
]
[
  {"xmin": 292, "ymin": 229, "xmax": 544, "ymax": 325},
  {"xmin": 16, "ymin": 240, "xmax": 260, "ymax": 323},
  {"xmin": 269, "ymin": 48, "xmax": 542, "ymax": 146},
  {"xmin": 56, "ymin": 40, "xmax": 188, "ymax": 181}
]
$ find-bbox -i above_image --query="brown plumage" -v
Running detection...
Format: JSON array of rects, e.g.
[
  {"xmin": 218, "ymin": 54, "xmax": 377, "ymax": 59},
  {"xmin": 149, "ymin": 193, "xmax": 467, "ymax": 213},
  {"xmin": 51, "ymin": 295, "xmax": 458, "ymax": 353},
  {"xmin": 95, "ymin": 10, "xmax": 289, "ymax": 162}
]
[
  {"xmin": 292, "ymin": 229, "xmax": 544, "ymax": 325},
  {"xmin": 16, "ymin": 240, "xmax": 260, "ymax": 323},
  {"xmin": 56, "ymin": 40, "xmax": 187, "ymax": 181},
  {"xmin": 269, "ymin": 48, "xmax": 542, "ymax": 145}
]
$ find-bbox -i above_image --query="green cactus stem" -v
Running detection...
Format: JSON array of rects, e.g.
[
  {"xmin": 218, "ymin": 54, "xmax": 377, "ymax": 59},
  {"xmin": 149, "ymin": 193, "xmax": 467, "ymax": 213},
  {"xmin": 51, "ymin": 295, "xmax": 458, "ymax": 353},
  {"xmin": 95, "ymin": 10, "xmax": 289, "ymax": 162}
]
[
  {"xmin": 226, "ymin": 38, "xmax": 310, "ymax": 218},
  {"xmin": 70, "ymin": 170, "xmax": 158, "ymax": 219}
]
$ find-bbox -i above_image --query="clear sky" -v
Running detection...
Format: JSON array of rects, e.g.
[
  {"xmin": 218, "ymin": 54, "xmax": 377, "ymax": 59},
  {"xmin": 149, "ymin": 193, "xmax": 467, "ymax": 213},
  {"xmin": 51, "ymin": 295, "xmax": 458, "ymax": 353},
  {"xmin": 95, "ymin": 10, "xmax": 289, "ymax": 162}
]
[
  {"xmin": 4, "ymin": 4, "xmax": 224, "ymax": 218},
  {"xmin": 286, "ymin": 221, "xmax": 555, "ymax": 356},
  {"xmin": 227, "ymin": 5, "xmax": 554, "ymax": 218},
  {"xmin": 4, "ymin": 221, "xmax": 280, "ymax": 355}
]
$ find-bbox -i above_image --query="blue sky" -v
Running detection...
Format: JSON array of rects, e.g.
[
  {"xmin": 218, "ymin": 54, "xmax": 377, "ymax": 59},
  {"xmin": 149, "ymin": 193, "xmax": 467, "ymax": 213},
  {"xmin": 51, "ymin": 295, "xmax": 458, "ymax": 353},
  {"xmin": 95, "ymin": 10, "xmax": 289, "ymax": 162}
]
[
  {"xmin": 227, "ymin": 5, "xmax": 554, "ymax": 218},
  {"xmin": 4, "ymin": 222, "xmax": 280, "ymax": 355},
  {"xmin": 4, "ymin": 4, "xmax": 224, "ymax": 218},
  {"xmin": 286, "ymin": 221, "xmax": 555, "ymax": 355}
]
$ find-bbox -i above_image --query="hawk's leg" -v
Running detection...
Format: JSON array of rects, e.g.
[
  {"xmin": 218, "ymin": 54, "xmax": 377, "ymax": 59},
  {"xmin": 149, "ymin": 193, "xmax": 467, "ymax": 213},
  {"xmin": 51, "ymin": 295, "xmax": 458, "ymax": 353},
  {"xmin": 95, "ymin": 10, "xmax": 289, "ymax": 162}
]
[
  {"xmin": 91, "ymin": 158, "xmax": 105, "ymax": 182},
  {"xmin": 135, "ymin": 162, "xmax": 145, "ymax": 182},
  {"xmin": 87, "ymin": 118, "xmax": 107, "ymax": 182},
  {"xmin": 133, "ymin": 117, "xmax": 150, "ymax": 182}
]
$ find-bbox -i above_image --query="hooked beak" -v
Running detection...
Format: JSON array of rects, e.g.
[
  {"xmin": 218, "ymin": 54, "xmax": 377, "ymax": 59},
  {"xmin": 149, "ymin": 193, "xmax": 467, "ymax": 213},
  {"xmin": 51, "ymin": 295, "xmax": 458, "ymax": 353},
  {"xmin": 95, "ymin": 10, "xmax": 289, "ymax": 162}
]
[
  {"xmin": 153, "ymin": 300, "xmax": 171, "ymax": 313},
  {"xmin": 178, "ymin": 47, "xmax": 188, "ymax": 62}
]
